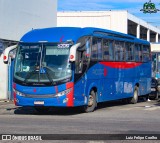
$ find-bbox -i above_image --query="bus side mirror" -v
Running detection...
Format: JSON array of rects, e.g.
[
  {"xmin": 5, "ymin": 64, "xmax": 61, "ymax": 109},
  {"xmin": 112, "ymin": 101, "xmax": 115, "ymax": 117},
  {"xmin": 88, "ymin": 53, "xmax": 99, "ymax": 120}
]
[
  {"xmin": 3, "ymin": 45, "xmax": 17, "ymax": 64},
  {"xmin": 69, "ymin": 43, "xmax": 81, "ymax": 62}
]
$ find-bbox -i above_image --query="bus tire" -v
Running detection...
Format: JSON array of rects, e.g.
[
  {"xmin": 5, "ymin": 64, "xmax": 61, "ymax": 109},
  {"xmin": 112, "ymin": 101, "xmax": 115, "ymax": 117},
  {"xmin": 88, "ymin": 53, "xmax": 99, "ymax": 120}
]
[
  {"xmin": 83, "ymin": 90, "xmax": 97, "ymax": 112},
  {"xmin": 149, "ymin": 91, "xmax": 159, "ymax": 100},
  {"xmin": 155, "ymin": 91, "xmax": 159, "ymax": 100},
  {"xmin": 130, "ymin": 86, "xmax": 138, "ymax": 104}
]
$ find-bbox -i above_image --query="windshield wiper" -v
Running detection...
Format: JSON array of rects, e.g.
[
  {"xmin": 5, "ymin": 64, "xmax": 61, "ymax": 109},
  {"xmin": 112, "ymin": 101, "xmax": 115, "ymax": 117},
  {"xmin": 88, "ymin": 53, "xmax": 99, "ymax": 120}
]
[
  {"xmin": 24, "ymin": 68, "xmax": 39, "ymax": 83},
  {"xmin": 43, "ymin": 66, "xmax": 55, "ymax": 86}
]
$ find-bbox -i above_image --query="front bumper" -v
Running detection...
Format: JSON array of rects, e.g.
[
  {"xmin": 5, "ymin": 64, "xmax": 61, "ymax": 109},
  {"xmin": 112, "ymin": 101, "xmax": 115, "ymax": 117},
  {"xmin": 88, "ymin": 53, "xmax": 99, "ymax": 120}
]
[{"xmin": 15, "ymin": 94, "xmax": 70, "ymax": 107}]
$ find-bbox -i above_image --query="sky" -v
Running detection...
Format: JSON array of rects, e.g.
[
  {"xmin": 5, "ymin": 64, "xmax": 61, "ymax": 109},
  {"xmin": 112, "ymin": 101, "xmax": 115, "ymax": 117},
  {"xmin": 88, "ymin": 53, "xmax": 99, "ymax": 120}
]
[{"xmin": 58, "ymin": 0, "xmax": 160, "ymax": 27}]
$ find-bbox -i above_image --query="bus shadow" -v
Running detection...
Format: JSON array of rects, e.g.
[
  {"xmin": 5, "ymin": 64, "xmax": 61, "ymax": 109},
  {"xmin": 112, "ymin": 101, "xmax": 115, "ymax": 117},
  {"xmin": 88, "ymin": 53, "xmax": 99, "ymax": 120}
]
[
  {"xmin": 14, "ymin": 100, "xmax": 128, "ymax": 115},
  {"xmin": 14, "ymin": 106, "xmax": 85, "ymax": 116},
  {"xmin": 14, "ymin": 98, "xmax": 151, "ymax": 115},
  {"xmin": 154, "ymin": 99, "xmax": 160, "ymax": 106},
  {"xmin": 96, "ymin": 97, "xmax": 148, "ymax": 110},
  {"xmin": 96, "ymin": 100, "xmax": 127, "ymax": 110}
]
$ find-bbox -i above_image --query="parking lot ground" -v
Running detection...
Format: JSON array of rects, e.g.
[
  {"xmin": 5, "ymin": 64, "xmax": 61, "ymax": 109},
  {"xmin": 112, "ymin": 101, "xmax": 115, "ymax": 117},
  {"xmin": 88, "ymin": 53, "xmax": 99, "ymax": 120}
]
[
  {"xmin": 0, "ymin": 99, "xmax": 160, "ymax": 143},
  {"xmin": 0, "ymin": 98, "xmax": 160, "ymax": 115}
]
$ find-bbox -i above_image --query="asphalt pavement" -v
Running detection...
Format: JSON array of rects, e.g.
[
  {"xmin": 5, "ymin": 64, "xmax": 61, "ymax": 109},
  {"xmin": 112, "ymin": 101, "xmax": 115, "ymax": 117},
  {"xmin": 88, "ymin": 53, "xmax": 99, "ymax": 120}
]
[{"xmin": 0, "ymin": 98, "xmax": 160, "ymax": 143}]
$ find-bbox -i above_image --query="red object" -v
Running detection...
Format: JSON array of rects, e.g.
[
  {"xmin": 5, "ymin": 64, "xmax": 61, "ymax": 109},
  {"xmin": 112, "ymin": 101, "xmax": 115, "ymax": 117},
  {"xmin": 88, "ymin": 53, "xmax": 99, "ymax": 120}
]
[
  {"xmin": 3, "ymin": 55, "xmax": 7, "ymax": 60},
  {"xmin": 60, "ymin": 35, "xmax": 64, "ymax": 42},
  {"xmin": 70, "ymin": 55, "xmax": 74, "ymax": 59},
  {"xmin": 104, "ymin": 68, "xmax": 107, "ymax": 76},
  {"xmin": 13, "ymin": 83, "xmax": 16, "ymax": 89},
  {"xmin": 55, "ymin": 86, "xmax": 58, "ymax": 93},
  {"xmin": 13, "ymin": 83, "xmax": 17, "ymax": 105},
  {"xmin": 66, "ymin": 82, "xmax": 74, "ymax": 107},
  {"xmin": 100, "ymin": 62, "xmax": 142, "ymax": 69},
  {"xmin": 33, "ymin": 88, "xmax": 37, "ymax": 92}
]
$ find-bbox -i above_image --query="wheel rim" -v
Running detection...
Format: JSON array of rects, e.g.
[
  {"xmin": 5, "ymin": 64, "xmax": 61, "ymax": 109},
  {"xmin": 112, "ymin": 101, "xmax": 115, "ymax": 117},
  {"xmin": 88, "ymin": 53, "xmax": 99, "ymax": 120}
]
[
  {"xmin": 134, "ymin": 89, "xmax": 138, "ymax": 101},
  {"xmin": 88, "ymin": 95, "xmax": 94, "ymax": 107}
]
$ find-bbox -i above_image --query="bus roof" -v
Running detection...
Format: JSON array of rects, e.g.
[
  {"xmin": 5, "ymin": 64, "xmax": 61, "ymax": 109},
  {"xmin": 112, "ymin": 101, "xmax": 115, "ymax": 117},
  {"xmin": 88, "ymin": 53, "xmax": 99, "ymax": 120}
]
[{"xmin": 20, "ymin": 27, "xmax": 149, "ymax": 45}]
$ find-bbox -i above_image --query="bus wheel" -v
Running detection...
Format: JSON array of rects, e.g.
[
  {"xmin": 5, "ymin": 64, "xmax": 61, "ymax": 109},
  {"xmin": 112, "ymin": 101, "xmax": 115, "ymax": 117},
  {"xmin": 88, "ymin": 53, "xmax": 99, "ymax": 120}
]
[
  {"xmin": 155, "ymin": 91, "xmax": 159, "ymax": 100},
  {"xmin": 130, "ymin": 87, "xmax": 138, "ymax": 104},
  {"xmin": 83, "ymin": 90, "xmax": 97, "ymax": 112},
  {"xmin": 34, "ymin": 107, "xmax": 50, "ymax": 113},
  {"xmin": 149, "ymin": 91, "xmax": 159, "ymax": 100}
]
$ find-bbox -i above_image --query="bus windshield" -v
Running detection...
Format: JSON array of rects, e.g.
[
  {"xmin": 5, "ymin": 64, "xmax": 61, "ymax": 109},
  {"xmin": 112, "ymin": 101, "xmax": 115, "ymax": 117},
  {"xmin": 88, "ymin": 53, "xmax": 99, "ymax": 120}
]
[
  {"xmin": 152, "ymin": 52, "xmax": 160, "ymax": 76},
  {"xmin": 14, "ymin": 43, "xmax": 72, "ymax": 85}
]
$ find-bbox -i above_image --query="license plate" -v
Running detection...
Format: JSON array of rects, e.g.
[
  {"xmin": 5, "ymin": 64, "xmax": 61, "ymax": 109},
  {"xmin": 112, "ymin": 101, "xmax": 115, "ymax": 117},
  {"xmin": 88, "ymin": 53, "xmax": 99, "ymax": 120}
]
[
  {"xmin": 34, "ymin": 101, "xmax": 44, "ymax": 105},
  {"xmin": 151, "ymin": 88, "xmax": 156, "ymax": 91}
]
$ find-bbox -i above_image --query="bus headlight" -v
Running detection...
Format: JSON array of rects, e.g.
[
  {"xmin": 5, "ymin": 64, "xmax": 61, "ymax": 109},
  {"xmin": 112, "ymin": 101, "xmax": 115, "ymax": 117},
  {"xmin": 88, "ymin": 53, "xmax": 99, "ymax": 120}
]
[
  {"xmin": 13, "ymin": 89, "xmax": 25, "ymax": 97},
  {"xmin": 55, "ymin": 88, "xmax": 72, "ymax": 97}
]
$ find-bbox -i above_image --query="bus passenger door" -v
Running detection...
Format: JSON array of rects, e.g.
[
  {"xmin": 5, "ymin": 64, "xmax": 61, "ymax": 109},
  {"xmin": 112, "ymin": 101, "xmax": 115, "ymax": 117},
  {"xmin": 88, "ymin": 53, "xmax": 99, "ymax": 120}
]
[
  {"xmin": 74, "ymin": 50, "xmax": 88, "ymax": 105},
  {"xmin": 71, "ymin": 37, "xmax": 91, "ymax": 106}
]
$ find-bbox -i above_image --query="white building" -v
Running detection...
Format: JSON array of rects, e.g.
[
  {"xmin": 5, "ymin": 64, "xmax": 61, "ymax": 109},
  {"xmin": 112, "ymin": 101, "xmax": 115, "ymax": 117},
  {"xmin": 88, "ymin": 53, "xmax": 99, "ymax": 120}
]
[
  {"xmin": 0, "ymin": 0, "xmax": 57, "ymax": 100},
  {"xmin": 57, "ymin": 11, "xmax": 160, "ymax": 44}
]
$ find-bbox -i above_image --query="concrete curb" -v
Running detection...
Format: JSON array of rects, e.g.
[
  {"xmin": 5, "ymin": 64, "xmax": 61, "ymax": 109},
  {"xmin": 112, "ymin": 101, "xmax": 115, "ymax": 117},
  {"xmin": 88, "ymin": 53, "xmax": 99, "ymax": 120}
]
[
  {"xmin": 0, "ymin": 100, "xmax": 14, "ymax": 106},
  {"xmin": 0, "ymin": 100, "xmax": 10, "ymax": 103}
]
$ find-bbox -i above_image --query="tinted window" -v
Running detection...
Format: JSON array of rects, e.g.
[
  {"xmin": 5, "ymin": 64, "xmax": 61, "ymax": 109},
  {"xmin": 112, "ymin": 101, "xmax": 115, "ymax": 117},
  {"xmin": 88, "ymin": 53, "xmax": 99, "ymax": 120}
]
[
  {"xmin": 103, "ymin": 39, "xmax": 114, "ymax": 61},
  {"xmin": 126, "ymin": 43, "xmax": 134, "ymax": 61},
  {"xmin": 97, "ymin": 39, "xmax": 102, "ymax": 60},
  {"xmin": 143, "ymin": 45, "xmax": 150, "ymax": 62},
  {"xmin": 115, "ymin": 41, "xmax": 125, "ymax": 61},
  {"xmin": 91, "ymin": 38, "xmax": 102, "ymax": 60},
  {"xmin": 135, "ymin": 44, "xmax": 142, "ymax": 62}
]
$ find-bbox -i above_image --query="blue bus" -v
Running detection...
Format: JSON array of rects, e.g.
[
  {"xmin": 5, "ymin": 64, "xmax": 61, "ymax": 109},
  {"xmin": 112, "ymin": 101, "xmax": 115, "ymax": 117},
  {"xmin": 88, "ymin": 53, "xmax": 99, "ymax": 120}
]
[
  {"xmin": 12, "ymin": 27, "xmax": 151, "ymax": 112},
  {"xmin": 150, "ymin": 51, "xmax": 160, "ymax": 99}
]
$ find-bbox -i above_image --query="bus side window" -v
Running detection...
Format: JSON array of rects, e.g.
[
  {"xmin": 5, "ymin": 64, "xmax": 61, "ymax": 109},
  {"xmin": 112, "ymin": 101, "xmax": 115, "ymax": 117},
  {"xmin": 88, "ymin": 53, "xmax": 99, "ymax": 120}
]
[
  {"xmin": 103, "ymin": 40, "xmax": 114, "ymax": 61},
  {"xmin": 97, "ymin": 39, "xmax": 103, "ymax": 60},
  {"xmin": 91, "ymin": 38, "xmax": 103, "ymax": 60},
  {"xmin": 142, "ymin": 45, "xmax": 150, "ymax": 62},
  {"xmin": 103, "ymin": 39, "xmax": 109, "ymax": 60},
  {"xmin": 135, "ymin": 44, "xmax": 142, "ymax": 62},
  {"xmin": 109, "ymin": 41, "xmax": 114, "ymax": 60},
  {"xmin": 115, "ymin": 41, "xmax": 125, "ymax": 61},
  {"xmin": 91, "ymin": 38, "xmax": 98, "ymax": 60},
  {"xmin": 114, "ymin": 42, "xmax": 119, "ymax": 61},
  {"xmin": 126, "ymin": 43, "xmax": 134, "ymax": 61}
]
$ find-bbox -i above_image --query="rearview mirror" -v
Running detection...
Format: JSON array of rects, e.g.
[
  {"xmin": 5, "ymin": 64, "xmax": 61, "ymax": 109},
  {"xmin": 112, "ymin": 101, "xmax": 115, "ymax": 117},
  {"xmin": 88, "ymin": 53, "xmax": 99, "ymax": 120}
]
[
  {"xmin": 3, "ymin": 45, "xmax": 17, "ymax": 64},
  {"xmin": 69, "ymin": 43, "xmax": 81, "ymax": 62}
]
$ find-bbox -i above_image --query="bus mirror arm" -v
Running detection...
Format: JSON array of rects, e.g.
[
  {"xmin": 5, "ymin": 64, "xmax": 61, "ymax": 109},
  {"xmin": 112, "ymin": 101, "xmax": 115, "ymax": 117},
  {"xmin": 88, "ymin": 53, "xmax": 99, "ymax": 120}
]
[
  {"xmin": 69, "ymin": 43, "xmax": 81, "ymax": 62},
  {"xmin": 77, "ymin": 48, "xmax": 86, "ymax": 52}
]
